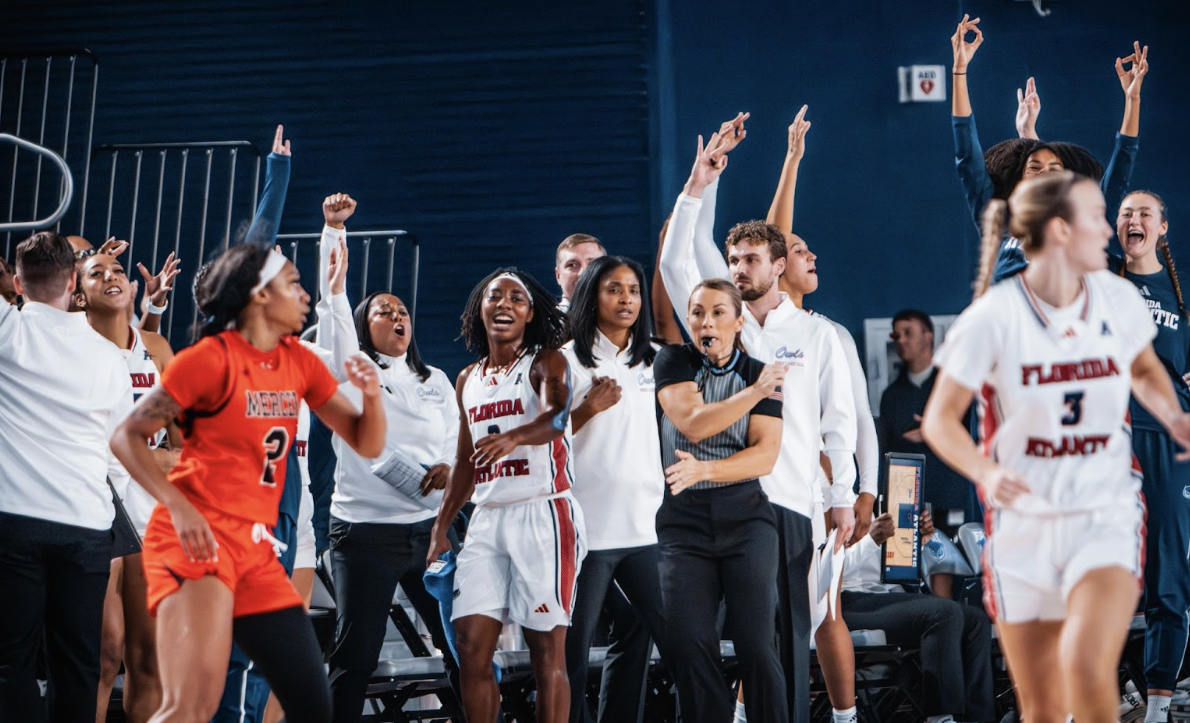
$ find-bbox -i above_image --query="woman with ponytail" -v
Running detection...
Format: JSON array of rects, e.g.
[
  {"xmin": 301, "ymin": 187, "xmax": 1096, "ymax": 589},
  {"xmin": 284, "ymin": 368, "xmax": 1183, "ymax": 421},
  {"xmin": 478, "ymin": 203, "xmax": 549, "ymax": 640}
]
[
  {"xmin": 111, "ymin": 242, "xmax": 386, "ymax": 723},
  {"xmin": 312, "ymin": 194, "xmax": 463, "ymax": 723},
  {"xmin": 923, "ymin": 172, "xmax": 1190, "ymax": 723},
  {"xmin": 1113, "ymin": 190, "xmax": 1190, "ymax": 718}
]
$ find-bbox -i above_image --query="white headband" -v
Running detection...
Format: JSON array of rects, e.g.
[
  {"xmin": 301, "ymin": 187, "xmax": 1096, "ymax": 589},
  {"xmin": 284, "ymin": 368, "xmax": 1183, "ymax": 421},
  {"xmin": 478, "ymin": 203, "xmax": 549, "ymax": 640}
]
[
  {"xmin": 492, "ymin": 272, "xmax": 533, "ymax": 307},
  {"xmin": 250, "ymin": 250, "xmax": 288, "ymax": 295}
]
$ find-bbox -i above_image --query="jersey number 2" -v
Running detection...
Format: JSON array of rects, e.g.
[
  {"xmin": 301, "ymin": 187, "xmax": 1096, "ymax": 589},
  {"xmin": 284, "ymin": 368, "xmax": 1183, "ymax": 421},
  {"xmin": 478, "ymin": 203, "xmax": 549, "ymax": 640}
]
[
  {"xmin": 260, "ymin": 427, "xmax": 290, "ymax": 487},
  {"xmin": 1061, "ymin": 391, "xmax": 1085, "ymax": 426}
]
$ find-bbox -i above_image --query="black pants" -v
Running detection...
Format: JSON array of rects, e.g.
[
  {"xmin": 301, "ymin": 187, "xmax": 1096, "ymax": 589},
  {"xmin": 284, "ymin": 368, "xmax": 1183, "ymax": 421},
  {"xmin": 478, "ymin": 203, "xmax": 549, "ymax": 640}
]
[
  {"xmin": 772, "ymin": 503, "xmax": 814, "ymax": 723},
  {"xmin": 327, "ymin": 516, "xmax": 460, "ymax": 723},
  {"xmin": 657, "ymin": 482, "xmax": 787, "ymax": 723},
  {"xmin": 0, "ymin": 511, "xmax": 112, "ymax": 723},
  {"xmin": 234, "ymin": 606, "xmax": 332, "ymax": 723},
  {"xmin": 1134, "ymin": 428, "xmax": 1190, "ymax": 691},
  {"xmin": 841, "ymin": 591, "xmax": 996, "ymax": 723},
  {"xmin": 565, "ymin": 545, "xmax": 666, "ymax": 723}
]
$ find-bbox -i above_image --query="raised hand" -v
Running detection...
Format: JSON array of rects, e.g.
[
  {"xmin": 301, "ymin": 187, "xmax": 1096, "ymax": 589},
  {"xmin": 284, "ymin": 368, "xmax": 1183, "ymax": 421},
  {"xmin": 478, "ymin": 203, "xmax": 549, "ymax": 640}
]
[
  {"xmin": 1015, "ymin": 77, "xmax": 1041, "ymax": 140},
  {"xmin": 682, "ymin": 132, "xmax": 730, "ymax": 198},
  {"xmin": 665, "ymin": 449, "xmax": 708, "ymax": 495},
  {"xmin": 707, "ymin": 112, "xmax": 749, "ymax": 157},
  {"xmin": 97, "ymin": 236, "xmax": 128, "ymax": 257},
  {"xmin": 951, "ymin": 14, "xmax": 983, "ymax": 72},
  {"xmin": 1116, "ymin": 41, "xmax": 1149, "ymax": 99},
  {"xmin": 323, "ymin": 192, "xmax": 357, "ymax": 229},
  {"xmin": 344, "ymin": 354, "xmax": 380, "ymax": 398},
  {"xmin": 138, "ymin": 252, "xmax": 181, "ymax": 311},
  {"xmin": 272, "ymin": 124, "xmax": 291, "ymax": 156},
  {"xmin": 786, "ymin": 105, "xmax": 811, "ymax": 162},
  {"xmin": 327, "ymin": 236, "xmax": 349, "ymax": 296}
]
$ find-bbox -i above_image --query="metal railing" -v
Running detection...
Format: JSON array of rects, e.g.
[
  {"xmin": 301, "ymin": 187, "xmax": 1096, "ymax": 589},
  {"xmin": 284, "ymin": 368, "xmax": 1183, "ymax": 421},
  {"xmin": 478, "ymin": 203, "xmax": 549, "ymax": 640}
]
[
  {"xmin": 275, "ymin": 230, "xmax": 421, "ymax": 329},
  {"xmin": 86, "ymin": 141, "xmax": 262, "ymax": 340},
  {"xmin": 1, "ymin": 50, "xmax": 98, "ymax": 255},
  {"xmin": 0, "ymin": 133, "xmax": 73, "ymax": 232}
]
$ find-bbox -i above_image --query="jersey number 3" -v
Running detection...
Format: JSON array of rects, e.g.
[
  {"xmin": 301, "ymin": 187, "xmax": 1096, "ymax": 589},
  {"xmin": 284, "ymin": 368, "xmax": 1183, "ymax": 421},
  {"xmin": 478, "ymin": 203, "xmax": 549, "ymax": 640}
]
[
  {"xmin": 1061, "ymin": 391, "xmax": 1085, "ymax": 426},
  {"xmin": 260, "ymin": 427, "xmax": 290, "ymax": 487}
]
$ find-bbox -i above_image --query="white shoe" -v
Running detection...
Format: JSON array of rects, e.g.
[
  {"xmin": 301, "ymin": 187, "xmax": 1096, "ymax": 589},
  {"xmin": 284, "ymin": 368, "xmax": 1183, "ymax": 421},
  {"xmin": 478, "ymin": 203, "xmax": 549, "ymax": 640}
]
[{"xmin": 1120, "ymin": 690, "xmax": 1147, "ymax": 723}]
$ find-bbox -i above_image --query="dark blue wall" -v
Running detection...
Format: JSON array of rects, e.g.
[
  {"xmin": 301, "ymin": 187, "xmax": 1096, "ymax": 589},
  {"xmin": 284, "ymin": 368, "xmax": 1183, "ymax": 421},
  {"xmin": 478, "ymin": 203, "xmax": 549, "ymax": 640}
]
[{"xmin": 3, "ymin": 0, "xmax": 1189, "ymax": 378}]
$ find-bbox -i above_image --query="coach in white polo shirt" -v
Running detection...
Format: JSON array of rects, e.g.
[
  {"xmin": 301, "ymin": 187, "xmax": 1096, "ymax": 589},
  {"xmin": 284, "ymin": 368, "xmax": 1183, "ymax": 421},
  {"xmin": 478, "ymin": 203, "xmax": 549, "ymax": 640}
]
[
  {"xmin": 0, "ymin": 231, "xmax": 131, "ymax": 723},
  {"xmin": 659, "ymin": 136, "xmax": 858, "ymax": 723}
]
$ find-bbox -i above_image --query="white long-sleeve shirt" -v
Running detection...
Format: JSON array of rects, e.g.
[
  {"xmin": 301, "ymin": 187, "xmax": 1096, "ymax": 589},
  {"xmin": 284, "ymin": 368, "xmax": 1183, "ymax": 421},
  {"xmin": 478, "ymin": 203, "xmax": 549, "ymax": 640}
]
[
  {"xmin": 0, "ymin": 301, "xmax": 131, "ymax": 530},
  {"xmin": 316, "ymin": 225, "xmax": 459, "ymax": 524},
  {"xmin": 809, "ymin": 312, "xmax": 879, "ymax": 499},
  {"xmin": 658, "ymin": 184, "xmax": 857, "ymax": 517}
]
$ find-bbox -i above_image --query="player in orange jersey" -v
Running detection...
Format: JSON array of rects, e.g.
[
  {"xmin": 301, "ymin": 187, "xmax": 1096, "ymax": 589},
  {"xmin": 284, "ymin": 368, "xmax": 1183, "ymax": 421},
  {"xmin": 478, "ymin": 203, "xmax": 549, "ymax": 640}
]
[{"xmin": 111, "ymin": 243, "xmax": 385, "ymax": 723}]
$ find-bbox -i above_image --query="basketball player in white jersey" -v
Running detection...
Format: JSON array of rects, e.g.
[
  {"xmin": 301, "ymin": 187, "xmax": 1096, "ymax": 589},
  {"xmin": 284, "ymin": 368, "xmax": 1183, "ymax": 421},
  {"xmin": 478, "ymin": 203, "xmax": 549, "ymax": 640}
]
[
  {"xmin": 427, "ymin": 268, "xmax": 584, "ymax": 723},
  {"xmin": 73, "ymin": 250, "xmax": 178, "ymax": 723},
  {"xmin": 922, "ymin": 172, "xmax": 1190, "ymax": 723}
]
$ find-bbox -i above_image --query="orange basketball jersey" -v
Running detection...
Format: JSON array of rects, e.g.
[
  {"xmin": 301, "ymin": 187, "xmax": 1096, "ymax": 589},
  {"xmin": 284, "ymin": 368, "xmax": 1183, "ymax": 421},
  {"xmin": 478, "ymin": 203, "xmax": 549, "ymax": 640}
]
[{"xmin": 162, "ymin": 330, "xmax": 337, "ymax": 526}]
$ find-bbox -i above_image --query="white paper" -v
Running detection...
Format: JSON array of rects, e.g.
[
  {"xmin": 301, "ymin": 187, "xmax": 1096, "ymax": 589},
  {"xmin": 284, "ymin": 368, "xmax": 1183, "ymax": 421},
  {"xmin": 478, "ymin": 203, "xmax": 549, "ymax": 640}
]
[{"xmin": 816, "ymin": 529, "xmax": 848, "ymax": 620}]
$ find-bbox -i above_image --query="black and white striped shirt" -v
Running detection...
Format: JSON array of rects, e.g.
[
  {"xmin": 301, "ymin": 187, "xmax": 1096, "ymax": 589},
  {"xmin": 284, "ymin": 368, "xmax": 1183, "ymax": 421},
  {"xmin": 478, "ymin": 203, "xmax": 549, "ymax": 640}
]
[{"xmin": 654, "ymin": 344, "xmax": 782, "ymax": 491}]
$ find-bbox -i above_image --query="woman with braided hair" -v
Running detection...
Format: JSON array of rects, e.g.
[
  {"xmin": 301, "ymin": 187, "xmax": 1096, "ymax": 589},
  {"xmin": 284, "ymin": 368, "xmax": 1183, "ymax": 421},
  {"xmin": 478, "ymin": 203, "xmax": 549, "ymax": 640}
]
[{"xmin": 1114, "ymin": 190, "xmax": 1190, "ymax": 720}]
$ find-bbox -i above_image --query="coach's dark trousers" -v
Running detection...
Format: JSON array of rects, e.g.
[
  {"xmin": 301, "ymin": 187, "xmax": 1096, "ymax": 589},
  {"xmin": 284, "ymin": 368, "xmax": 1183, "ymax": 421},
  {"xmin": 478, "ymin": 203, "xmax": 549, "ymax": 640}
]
[
  {"xmin": 0, "ymin": 511, "xmax": 112, "ymax": 723},
  {"xmin": 772, "ymin": 503, "xmax": 814, "ymax": 723},
  {"xmin": 327, "ymin": 516, "xmax": 460, "ymax": 723},
  {"xmin": 842, "ymin": 590, "xmax": 996, "ymax": 722},
  {"xmin": 566, "ymin": 545, "xmax": 666, "ymax": 723},
  {"xmin": 657, "ymin": 481, "xmax": 787, "ymax": 723}
]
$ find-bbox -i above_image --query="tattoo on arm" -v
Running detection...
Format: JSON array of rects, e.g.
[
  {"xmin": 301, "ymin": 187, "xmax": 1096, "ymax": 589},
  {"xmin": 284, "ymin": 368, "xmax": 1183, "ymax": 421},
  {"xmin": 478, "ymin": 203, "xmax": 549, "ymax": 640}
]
[{"xmin": 133, "ymin": 388, "xmax": 182, "ymax": 428}]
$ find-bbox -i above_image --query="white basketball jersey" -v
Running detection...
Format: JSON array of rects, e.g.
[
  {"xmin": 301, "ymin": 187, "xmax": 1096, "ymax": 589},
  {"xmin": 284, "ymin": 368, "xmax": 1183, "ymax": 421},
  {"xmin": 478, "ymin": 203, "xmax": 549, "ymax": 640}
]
[
  {"xmin": 462, "ymin": 349, "xmax": 574, "ymax": 507},
  {"xmin": 119, "ymin": 327, "xmax": 166, "ymax": 530},
  {"xmin": 936, "ymin": 271, "xmax": 1156, "ymax": 514}
]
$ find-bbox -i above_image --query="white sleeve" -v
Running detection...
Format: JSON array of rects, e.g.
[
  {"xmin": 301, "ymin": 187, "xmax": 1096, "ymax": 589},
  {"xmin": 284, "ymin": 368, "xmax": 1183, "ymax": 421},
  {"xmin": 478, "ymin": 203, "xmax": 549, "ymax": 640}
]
[
  {"xmin": 106, "ymin": 366, "xmax": 135, "ymax": 489},
  {"xmin": 0, "ymin": 300, "xmax": 18, "ymax": 351},
  {"xmin": 934, "ymin": 298, "xmax": 1000, "ymax": 392},
  {"xmin": 819, "ymin": 325, "xmax": 858, "ymax": 507},
  {"xmin": 833, "ymin": 322, "xmax": 879, "ymax": 498},
  {"xmin": 562, "ymin": 347, "xmax": 595, "ymax": 434},
  {"xmin": 691, "ymin": 178, "xmax": 729, "ymax": 280},
  {"xmin": 432, "ymin": 369, "xmax": 460, "ymax": 467},
  {"xmin": 658, "ymin": 193, "xmax": 710, "ymax": 338},
  {"xmin": 315, "ymin": 224, "xmax": 356, "ymax": 383}
]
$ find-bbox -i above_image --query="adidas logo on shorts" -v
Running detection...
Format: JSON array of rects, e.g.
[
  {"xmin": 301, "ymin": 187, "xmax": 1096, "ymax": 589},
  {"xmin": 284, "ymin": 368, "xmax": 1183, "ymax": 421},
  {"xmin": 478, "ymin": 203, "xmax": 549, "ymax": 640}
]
[{"xmin": 534, "ymin": 603, "xmax": 550, "ymax": 614}]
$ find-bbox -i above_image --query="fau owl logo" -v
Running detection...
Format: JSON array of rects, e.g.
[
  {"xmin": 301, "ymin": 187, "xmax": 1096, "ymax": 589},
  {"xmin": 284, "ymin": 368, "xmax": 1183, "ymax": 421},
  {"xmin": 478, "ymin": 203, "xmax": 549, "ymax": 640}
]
[{"xmin": 775, "ymin": 347, "xmax": 804, "ymax": 360}]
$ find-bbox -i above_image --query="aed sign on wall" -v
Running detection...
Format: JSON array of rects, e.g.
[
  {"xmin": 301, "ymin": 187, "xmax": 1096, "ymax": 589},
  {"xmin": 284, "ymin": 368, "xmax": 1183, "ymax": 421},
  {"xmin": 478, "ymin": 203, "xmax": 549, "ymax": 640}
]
[{"xmin": 898, "ymin": 64, "xmax": 947, "ymax": 103}]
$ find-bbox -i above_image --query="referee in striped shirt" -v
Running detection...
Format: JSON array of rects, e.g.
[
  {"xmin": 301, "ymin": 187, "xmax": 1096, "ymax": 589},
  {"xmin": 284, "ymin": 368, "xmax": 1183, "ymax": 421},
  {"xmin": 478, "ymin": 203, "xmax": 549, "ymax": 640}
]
[{"xmin": 654, "ymin": 278, "xmax": 787, "ymax": 723}]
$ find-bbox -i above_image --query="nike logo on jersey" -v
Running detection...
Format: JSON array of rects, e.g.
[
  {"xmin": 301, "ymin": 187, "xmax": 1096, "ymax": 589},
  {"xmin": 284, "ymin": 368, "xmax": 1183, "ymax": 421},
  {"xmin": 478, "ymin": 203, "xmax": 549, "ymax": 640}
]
[
  {"xmin": 1020, "ymin": 357, "xmax": 1120, "ymax": 386},
  {"xmin": 1025, "ymin": 434, "xmax": 1111, "ymax": 458},
  {"xmin": 534, "ymin": 603, "xmax": 550, "ymax": 614}
]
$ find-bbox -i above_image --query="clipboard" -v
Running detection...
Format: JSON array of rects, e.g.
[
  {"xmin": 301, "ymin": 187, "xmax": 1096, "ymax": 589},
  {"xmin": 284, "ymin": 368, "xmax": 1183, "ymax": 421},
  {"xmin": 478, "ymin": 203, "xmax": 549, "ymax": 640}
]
[{"xmin": 879, "ymin": 452, "xmax": 925, "ymax": 585}]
